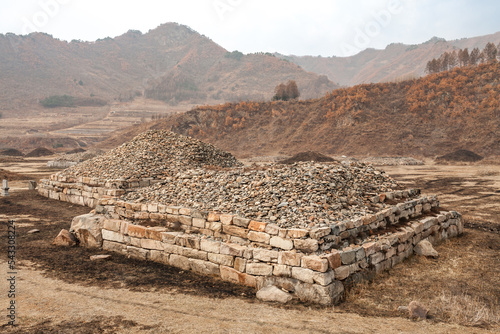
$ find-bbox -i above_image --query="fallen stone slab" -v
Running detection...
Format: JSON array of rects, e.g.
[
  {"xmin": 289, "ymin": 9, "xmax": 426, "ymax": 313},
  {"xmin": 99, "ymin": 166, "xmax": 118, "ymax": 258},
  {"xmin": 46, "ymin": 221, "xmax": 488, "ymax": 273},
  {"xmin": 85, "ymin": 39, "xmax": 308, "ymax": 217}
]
[
  {"xmin": 414, "ymin": 239, "xmax": 439, "ymax": 258},
  {"xmin": 53, "ymin": 229, "xmax": 77, "ymax": 247},
  {"xmin": 90, "ymin": 254, "xmax": 112, "ymax": 261},
  {"xmin": 256, "ymin": 285, "xmax": 293, "ymax": 304}
]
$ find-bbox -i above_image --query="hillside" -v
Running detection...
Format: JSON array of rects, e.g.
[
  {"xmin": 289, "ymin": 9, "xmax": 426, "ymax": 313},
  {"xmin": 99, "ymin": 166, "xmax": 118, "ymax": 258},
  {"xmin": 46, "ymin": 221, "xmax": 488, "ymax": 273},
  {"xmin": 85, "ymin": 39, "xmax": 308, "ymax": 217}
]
[
  {"xmin": 117, "ymin": 62, "xmax": 500, "ymax": 158},
  {"xmin": 277, "ymin": 32, "xmax": 500, "ymax": 86},
  {"xmin": 0, "ymin": 23, "xmax": 336, "ymax": 111}
]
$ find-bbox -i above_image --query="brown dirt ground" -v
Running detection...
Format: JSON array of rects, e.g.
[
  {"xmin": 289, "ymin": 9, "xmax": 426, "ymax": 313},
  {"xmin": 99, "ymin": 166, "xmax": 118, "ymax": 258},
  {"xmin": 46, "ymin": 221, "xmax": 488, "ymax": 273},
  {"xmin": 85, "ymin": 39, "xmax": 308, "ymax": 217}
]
[{"xmin": 0, "ymin": 161, "xmax": 498, "ymax": 333}]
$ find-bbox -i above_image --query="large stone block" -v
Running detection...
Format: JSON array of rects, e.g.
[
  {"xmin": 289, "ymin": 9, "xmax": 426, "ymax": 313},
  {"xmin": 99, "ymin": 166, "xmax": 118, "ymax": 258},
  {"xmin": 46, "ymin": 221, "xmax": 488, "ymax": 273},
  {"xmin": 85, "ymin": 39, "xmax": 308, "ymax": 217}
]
[
  {"xmin": 246, "ymin": 263, "xmax": 273, "ymax": 276},
  {"xmin": 220, "ymin": 243, "xmax": 246, "ymax": 257},
  {"xmin": 302, "ymin": 255, "xmax": 328, "ymax": 272},
  {"xmin": 293, "ymin": 239, "xmax": 319, "ymax": 253},
  {"xmin": 102, "ymin": 229, "xmax": 124, "ymax": 243},
  {"xmin": 270, "ymin": 236, "xmax": 294, "ymax": 250},
  {"xmin": 208, "ymin": 253, "xmax": 234, "ymax": 266},
  {"xmin": 169, "ymin": 254, "xmax": 191, "ymax": 271},
  {"xmin": 222, "ymin": 225, "xmax": 248, "ymax": 238},
  {"xmin": 291, "ymin": 267, "xmax": 315, "ymax": 284},
  {"xmin": 70, "ymin": 213, "xmax": 106, "ymax": 248},
  {"xmin": 322, "ymin": 251, "xmax": 341, "ymax": 269},
  {"xmin": 127, "ymin": 246, "xmax": 149, "ymax": 260},
  {"xmin": 189, "ymin": 259, "xmax": 220, "ymax": 276},
  {"xmin": 248, "ymin": 231, "xmax": 270, "ymax": 244},
  {"xmin": 126, "ymin": 224, "xmax": 147, "ymax": 238},
  {"xmin": 253, "ymin": 248, "xmax": 279, "ymax": 262},
  {"xmin": 278, "ymin": 251, "xmax": 302, "ymax": 266},
  {"xmin": 200, "ymin": 239, "xmax": 221, "ymax": 253}
]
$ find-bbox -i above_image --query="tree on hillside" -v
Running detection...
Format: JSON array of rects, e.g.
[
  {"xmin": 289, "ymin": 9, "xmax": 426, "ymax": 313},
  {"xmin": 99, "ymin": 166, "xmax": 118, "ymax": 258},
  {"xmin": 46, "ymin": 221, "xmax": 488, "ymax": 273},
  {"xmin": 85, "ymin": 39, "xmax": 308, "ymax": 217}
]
[
  {"xmin": 470, "ymin": 48, "xmax": 481, "ymax": 65},
  {"xmin": 458, "ymin": 48, "xmax": 470, "ymax": 67},
  {"xmin": 285, "ymin": 80, "xmax": 300, "ymax": 100},
  {"xmin": 272, "ymin": 80, "xmax": 300, "ymax": 101},
  {"xmin": 484, "ymin": 42, "xmax": 498, "ymax": 62}
]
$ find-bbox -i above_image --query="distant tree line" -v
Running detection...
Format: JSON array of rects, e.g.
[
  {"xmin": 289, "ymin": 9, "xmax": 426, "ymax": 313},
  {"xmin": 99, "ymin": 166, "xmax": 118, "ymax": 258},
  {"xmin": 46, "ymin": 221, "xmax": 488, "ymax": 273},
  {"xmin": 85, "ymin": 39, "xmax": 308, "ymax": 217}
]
[
  {"xmin": 426, "ymin": 42, "xmax": 499, "ymax": 74},
  {"xmin": 40, "ymin": 95, "xmax": 107, "ymax": 108},
  {"xmin": 272, "ymin": 80, "xmax": 300, "ymax": 101}
]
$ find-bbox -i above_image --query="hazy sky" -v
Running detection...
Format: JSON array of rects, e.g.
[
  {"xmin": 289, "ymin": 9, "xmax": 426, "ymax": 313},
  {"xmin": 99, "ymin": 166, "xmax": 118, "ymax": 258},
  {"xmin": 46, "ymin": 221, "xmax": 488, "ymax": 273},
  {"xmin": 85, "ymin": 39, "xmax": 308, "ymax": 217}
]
[{"xmin": 1, "ymin": 0, "xmax": 499, "ymax": 57}]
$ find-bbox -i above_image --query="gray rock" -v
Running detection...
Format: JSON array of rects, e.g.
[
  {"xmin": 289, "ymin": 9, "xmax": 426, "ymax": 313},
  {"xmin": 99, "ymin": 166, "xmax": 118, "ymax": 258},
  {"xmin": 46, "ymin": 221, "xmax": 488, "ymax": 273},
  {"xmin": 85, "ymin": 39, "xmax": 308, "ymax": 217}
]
[
  {"xmin": 256, "ymin": 285, "xmax": 293, "ymax": 304},
  {"xmin": 414, "ymin": 239, "xmax": 439, "ymax": 258},
  {"xmin": 70, "ymin": 213, "xmax": 105, "ymax": 248},
  {"xmin": 52, "ymin": 229, "xmax": 77, "ymax": 246},
  {"xmin": 90, "ymin": 254, "xmax": 111, "ymax": 261},
  {"xmin": 408, "ymin": 301, "xmax": 428, "ymax": 319}
]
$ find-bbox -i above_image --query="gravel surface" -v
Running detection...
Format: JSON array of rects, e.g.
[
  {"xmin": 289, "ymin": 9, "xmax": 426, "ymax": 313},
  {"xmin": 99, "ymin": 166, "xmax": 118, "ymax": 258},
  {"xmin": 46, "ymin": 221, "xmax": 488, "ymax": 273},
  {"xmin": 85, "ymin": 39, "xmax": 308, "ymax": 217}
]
[
  {"xmin": 123, "ymin": 162, "xmax": 402, "ymax": 228},
  {"xmin": 60, "ymin": 130, "xmax": 241, "ymax": 180}
]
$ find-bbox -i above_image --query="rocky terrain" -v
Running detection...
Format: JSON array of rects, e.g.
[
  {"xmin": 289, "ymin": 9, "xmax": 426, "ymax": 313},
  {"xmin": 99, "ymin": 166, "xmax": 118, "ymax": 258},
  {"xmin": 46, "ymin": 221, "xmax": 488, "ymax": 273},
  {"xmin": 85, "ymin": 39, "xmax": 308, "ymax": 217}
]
[
  {"xmin": 60, "ymin": 130, "xmax": 241, "ymax": 180},
  {"xmin": 123, "ymin": 161, "xmax": 402, "ymax": 229}
]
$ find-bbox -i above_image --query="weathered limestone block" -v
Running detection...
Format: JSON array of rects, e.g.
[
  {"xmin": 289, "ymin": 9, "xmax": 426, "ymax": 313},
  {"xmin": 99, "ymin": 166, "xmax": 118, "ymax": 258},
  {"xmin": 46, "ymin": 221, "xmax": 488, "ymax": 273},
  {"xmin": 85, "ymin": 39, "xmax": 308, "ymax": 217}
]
[
  {"xmin": 102, "ymin": 229, "xmax": 124, "ymax": 243},
  {"xmin": 127, "ymin": 246, "xmax": 149, "ymax": 260},
  {"xmin": 256, "ymin": 285, "xmax": 293, "ymax": 304},
  {"xmin": 248, "ymin": 220, "xmax": 267, "ymax": 232},
  {"xmin": 102, "ymin": 240, "xmax": 127, "ymax": 254},
  {"xmin": 333, "ymin": 265, "xmax": 350, "ymax": 280},
  {"xmin": 340, "ymin": 249, "xmax": 357, "ymax": 265},
  {"xmin": 322, "ymin": 251, "xmax": 341, "ymax": 269},
  {"xmin": 200, "ymin": 239, "xmax": 221, "ymax": 253},
  {"xmin": 273, "ymin": 264, "xmax": 292, "ymax": 277},
  {"xmin": 169, "ymin": 254, "xmax": 191, "ymax": 271},
  {"xmin": 126, "ymin": 224, "xmax": 147, "ymax": 238},
  {"xmin": 189, "ymin": 259, "xmax": 220, "ymax": 276},
  {"xmin": 181, "ymin": 248, "xmax": 208, "ymax": 261},
  {"xmin": 252, "ymin": 248, "xmax": 279, "ymax": 262},
  {"xmin": 291, "ymin": 267, "xmax": 315, "ymax": 284},
  {"xmin": 278, "ymin": 251, "xmax": 302, "ymax": 266},
  {"xmin": 309, "ymin": 227, "xmax": 331, "ymax": 239},
  {"xmin": 220, "ymin": 265, "xmax": 257, "ymax": 287},
  {"xmin": 287, "ymin": 228, "xmax": 309, "ymax": 238},
  {"xmin": 248, "ymin": 231, "xmax": 270, "ymax": 244},
  {"xmin": 150, "ymin": 250, "xmax": 169, "ymax": 264},
  {"xmin": 103, "ymin": 219, "xmax": 122, "ymax": 232},
  {"xmin": 208, "ymin": 253, "xmax": 234, "ymax": 266},
  {"xmin": 220, "ymin": 243, "xmax": 247, "ymax": 257},
  {"xmin": 313, "ymin": 270, "xmax": 336, "ymax": 286},
  {"xmin": 294, "ymin": 280, "xmax": 344, "ymax": 306},
  {"xmin": 70, "ymin": 213, "xmax": 106, "ymax": 248},
  {"xmin": 222, "ymin": 225, "xmax": 248, "ymax": 238},
  {"xmin": 293, "ymin": 239, "xmax": 319, "ymax": 253},
  {"xmin": 301, "ymin": 255, "xmax": 328, "ymax": 272},
  {"xmin": 233, "ymin": 216, "xmax": 251, "ymax": 228},
  {"xmin": 140, "ymin": 239, "xmax": 164, "ymax": 251},
  {"xmin": 246, "ymin": 263, "xmax": 273, "ymax": 276},
  {"xmin": 220, "ymin": 214, "xmax": 234, "ymax": 225},
  {"xmin": 270, "ymin": 236, "xmax": 294, "ymax": 250}
]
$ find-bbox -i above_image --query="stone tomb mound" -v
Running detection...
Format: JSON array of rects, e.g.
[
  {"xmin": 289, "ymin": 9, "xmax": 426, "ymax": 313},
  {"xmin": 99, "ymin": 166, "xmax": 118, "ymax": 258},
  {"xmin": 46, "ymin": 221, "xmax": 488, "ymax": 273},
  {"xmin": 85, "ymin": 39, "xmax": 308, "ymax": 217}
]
[
  {"xmin": 68, "ymin": 161, "xmax": 462, "ymax": 305},
  {"xmin": 25, "ymin": 147, "xmax": 54, "ymax": 157},
  {"xmin": 38, "ymin": 130, "xmax": 242, "ymax": 207},
  {"xmin": 42, "ymin": 131, "xmax": 463, "ymax": 305}
]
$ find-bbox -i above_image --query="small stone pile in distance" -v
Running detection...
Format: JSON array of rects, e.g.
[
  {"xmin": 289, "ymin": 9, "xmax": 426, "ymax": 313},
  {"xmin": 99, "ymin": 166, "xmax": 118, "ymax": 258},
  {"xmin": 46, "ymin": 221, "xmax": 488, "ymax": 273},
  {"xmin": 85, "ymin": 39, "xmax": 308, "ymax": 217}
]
[
  {"xmin": 60, "ymin": 130, "xmax": 242, "ymax": 180},
  {"xmin": 123, "ymin": 162, "xmax": 403, "ymax": 229}
]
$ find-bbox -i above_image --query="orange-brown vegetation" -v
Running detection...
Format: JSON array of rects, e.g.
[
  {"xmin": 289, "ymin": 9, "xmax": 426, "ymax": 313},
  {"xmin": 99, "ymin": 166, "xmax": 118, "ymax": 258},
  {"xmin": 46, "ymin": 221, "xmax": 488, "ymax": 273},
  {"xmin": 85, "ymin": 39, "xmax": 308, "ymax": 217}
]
[{"xmin": 148, "ymin": 62, "xmax": 500, "ymax": 158}]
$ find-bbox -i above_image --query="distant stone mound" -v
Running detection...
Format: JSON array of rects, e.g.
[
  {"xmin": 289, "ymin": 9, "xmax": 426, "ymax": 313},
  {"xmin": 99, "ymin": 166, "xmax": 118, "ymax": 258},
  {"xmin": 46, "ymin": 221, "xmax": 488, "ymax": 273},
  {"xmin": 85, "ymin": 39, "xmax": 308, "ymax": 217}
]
[
  {"xmin": 61, "ymin": 130, "xmax": 242, "ymax": 180},
  {"xmin": 0, "ymin": 148, "xmax": 24, "ymax": 156},
  {"xmin": 25, "ymin": 147, "xmax": 54, "ymax": 157},
  {"xmin": 65, "ymin": 148, "xmax": 86, "ymax": 154},
  {"xmin": 436, "ymin": 149, "xmax": 483, "ymax": 162},
  {"xmin": 280, "ymin": 151, "xmax": 335, "ymax": 164}
]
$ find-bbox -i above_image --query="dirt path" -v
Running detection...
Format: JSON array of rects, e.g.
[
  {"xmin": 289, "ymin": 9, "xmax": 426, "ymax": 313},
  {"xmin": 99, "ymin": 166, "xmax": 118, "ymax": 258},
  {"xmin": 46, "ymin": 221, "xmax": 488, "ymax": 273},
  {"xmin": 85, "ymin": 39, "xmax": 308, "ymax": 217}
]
[{"xmin": 1, "ymin": 261, "xmax": 490, "ymax": 334}]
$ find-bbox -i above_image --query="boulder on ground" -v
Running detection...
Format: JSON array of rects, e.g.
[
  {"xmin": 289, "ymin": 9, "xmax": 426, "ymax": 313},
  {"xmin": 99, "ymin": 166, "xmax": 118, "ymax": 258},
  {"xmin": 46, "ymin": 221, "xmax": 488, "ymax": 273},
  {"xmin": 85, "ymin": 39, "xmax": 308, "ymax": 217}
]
[
  {"xmin": 53, "ymin": 229, "xmax": 77, "ymax": 246},
  {"xmin": 70, "ymin": 213, "xmax": 105, "ymax": 248},
  {"xmin": 408, "ymin": 300, "xmax": 428, "ymax": 319},
  {"xmin": 414, "ymin": 239, "xmax": 439, "ymax": 258},
  {"xmin": 256, "ymin": 285, "xmax": 293, "ymax": 304}
]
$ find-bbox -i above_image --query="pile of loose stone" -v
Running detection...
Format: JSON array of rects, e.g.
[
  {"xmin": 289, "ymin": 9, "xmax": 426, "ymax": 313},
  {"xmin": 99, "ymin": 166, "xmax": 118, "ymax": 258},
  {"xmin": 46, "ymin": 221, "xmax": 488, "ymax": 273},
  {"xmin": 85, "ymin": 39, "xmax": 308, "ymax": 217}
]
[
  {"xmin": 59, "ymin": 130, "xmax": 241, "ymax": 180},
  {"xmin": 123, "ymin": 162, "xmax": 403, "ymax": 229},
  {"xmin": 53, "ymin": 149, "xmax": 104, "ymax": 163}
]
